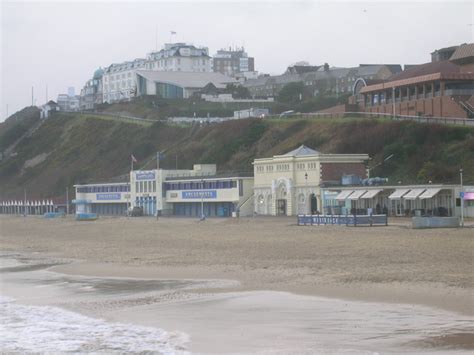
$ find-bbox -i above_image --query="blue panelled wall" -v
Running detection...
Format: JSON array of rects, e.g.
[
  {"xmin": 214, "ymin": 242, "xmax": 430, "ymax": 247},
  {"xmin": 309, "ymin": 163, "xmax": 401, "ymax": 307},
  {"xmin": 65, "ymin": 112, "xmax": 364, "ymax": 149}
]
[
  {"xmin": 173, "ymin": 202, "xmax": 235, "ymax": 217},
  {"xmin": 135, "ymin": 196, "xmax": 157, "ymax": 216}
]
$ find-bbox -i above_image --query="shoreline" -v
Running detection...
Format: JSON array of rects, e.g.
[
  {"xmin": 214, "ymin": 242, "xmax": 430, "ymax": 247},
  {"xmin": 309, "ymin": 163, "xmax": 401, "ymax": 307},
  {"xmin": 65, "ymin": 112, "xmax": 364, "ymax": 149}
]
[
  {"xmin": 1, "ymin": 215, "xmax": 473, "ymax": 316},
  {"xmin": 51, "ymin": 260, "xmax": 473, "ymax": 316},
  {"xmin": 2, "ymin": 252, "xmax": 473, "ymax": 353}
]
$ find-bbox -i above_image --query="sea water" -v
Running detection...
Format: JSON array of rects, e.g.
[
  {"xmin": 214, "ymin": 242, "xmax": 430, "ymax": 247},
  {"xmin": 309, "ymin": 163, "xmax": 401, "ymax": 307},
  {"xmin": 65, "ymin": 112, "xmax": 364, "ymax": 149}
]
[
  {"xmin": 1, "ymin": 253, "xmax": 473, "ymax": 353},
  {"xmin": 0, "ymin": 253, "xmax": 192, "ymax": 353},
  {"xmin": 0, "ymin": 295, "xmax": 188, "ymax": 353}
]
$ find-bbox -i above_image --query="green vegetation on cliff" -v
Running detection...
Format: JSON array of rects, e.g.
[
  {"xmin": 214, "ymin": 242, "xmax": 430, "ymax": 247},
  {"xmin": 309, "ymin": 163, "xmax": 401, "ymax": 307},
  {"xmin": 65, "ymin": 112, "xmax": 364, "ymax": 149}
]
[{"xmin": 0, "ymin": 108, "xmax": 473, "ymax": 199}]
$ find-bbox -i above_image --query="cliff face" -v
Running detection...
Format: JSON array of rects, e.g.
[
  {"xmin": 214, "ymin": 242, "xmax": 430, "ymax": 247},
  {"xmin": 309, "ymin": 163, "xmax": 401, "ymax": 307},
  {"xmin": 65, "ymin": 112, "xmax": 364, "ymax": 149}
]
[{"xmin": 1, "ymin": 110, "xmax": 473, "ymax": 199}]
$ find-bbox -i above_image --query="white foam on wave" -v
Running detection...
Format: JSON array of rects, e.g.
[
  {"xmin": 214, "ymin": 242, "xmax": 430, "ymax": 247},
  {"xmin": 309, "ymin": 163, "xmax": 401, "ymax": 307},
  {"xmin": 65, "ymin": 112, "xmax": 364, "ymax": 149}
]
[
  {"xmin": 0, "ymin": 257, "xmax": 24, "ymax": 269},
  {"xmin": 0, "ymin": 296, "xmax": 189, "ymax": 353}
]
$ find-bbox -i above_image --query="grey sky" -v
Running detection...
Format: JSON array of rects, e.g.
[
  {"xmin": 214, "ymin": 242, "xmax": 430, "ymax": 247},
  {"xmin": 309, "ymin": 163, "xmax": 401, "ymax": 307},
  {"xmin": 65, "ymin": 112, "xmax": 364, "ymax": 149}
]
[{"xmin": 1, "ymin": 1, "xmax": 472, "ymax": 121}]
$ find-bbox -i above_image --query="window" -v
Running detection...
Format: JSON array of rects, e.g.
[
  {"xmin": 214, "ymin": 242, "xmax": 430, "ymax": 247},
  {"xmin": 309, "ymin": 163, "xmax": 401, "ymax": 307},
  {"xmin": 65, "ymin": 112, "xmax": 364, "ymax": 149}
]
[{"xmin": 152, "ymin": 181, "xmax": 156, "ymax": 192}]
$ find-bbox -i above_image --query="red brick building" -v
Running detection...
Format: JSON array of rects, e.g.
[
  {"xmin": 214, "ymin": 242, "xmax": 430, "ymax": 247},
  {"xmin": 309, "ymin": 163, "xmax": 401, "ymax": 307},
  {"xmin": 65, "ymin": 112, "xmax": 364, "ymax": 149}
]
[{"xmin": 357, "ymin": 43, "xmax": 474, "ymax": 119}]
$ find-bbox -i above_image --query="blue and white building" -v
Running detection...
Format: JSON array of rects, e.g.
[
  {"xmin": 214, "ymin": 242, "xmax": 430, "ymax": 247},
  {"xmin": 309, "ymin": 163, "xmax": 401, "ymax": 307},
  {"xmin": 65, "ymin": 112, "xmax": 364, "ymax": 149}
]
[
  {"xmin": 74, "ymin": 163, "xmax": 255, "ymax": 217},
  {"xmin": 73, "ymin": 182, "xmax": 131, "ymax": 216},
  {"xmin": 165, "ymin": 175, "xmax": 254, "ymax": 217}
]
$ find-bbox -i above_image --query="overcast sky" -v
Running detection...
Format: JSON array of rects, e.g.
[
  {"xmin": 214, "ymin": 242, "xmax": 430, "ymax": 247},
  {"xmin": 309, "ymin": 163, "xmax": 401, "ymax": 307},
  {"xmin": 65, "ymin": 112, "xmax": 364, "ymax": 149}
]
[{"xmin": 1, "ymin": 0, "xmax": 472, "ymax": 121}]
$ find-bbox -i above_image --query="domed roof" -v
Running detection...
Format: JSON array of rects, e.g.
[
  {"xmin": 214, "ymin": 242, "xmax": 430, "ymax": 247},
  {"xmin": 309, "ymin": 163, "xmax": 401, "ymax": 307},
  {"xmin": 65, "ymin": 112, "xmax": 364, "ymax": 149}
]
[{"xmin": 93, "ymin": 68, "xmax": 104, "ymax": 79}]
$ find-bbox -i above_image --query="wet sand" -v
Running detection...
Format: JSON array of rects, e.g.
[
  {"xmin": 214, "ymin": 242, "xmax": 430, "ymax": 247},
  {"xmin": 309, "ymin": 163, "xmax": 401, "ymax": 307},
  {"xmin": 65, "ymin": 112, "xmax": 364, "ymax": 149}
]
[{"xmin": 1, "ymin": 215, "xmax": 473, "ymax": 352}]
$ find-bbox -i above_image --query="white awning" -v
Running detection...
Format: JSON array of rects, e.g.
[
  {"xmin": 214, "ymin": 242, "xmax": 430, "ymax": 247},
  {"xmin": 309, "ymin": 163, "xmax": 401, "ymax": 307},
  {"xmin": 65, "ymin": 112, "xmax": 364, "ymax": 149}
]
[
  {"xmin": 360, "ymin": 189, "xmax": 382, "ymax": 199},
  {"xmin": 348, "ymin": 190, "xmax": 367, "ymax": 200},
  {"xmin": 403, "ymin": 188, "xmax": 426, "ymax": 200},
  {"xmin": 388, "ymin": 189, "xmax": 410, "ymax": 200},
  {"xmin": 335, "ymin": 190, "xmax": 354, "ymax": 201},
  {"xmin": 418, "ymin": 188, "xmax": 442, "ymax": 199}
]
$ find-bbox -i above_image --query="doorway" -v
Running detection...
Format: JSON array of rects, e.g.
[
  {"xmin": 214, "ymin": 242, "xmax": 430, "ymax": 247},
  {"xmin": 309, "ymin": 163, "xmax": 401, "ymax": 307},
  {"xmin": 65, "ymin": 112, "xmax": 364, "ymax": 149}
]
[
  {"xmin": 277, "ymin": 199, "xmax": 286, "ymax": 215},
  {"xmin": 310, "ymin": 194, "xmax": 318, "ymax": 214}
]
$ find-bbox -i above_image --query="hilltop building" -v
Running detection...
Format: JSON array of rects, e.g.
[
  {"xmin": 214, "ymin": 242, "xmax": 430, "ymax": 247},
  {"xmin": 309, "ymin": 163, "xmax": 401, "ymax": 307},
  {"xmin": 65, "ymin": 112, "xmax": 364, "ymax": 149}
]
[
  {"xmin": 102, "ymin": 58, "xmax": 146, "ymax": 104},
  {"xmin": 431, "ymin": 45, "xmax": 460, "ymax": 62},
  {"xmin": 57, "ymin": 93, "xmax": 80, "ymax": 111},
  {"xmin": 80, "ymin": 68, "xmax": 104, "ymax": 110},
  {"xmin": 253, "ymin": 145, "xmax": 369, "ymax": 216},
  {"xmin": 135, "ymin": 70, "xmax": 236, "ymax": 99},
  {"xmin": 243, "ymin": 64, "xmax": 401, "ymax": 98},
  {"xmin": 212, "ymin": 47, "xmax": 255, "ymax": 78},
  {"xmin": 146, "ymin": 43, "xmax": 212, "ymax": 72},
  {"xmin": 39, "ymin": 100, "xmax": 59, "ymax": 119},
  {"xmin": 357, "ymin": 43, "xmax": 474, "ymax": 118}
]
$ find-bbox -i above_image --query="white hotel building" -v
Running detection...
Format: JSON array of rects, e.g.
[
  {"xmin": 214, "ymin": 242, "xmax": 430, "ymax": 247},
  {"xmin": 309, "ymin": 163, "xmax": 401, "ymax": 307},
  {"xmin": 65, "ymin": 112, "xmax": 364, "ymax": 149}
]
[
  {"xmin": 145, "ymin": 43, "xmax": 212, "ymax": 73},
  {"xmin": 102, "ymin": 43, "xmax": 212, "ymax": 104},
  {"xmin": 102, "ymin": 58, "xmax": 146, "ymax": 104}
]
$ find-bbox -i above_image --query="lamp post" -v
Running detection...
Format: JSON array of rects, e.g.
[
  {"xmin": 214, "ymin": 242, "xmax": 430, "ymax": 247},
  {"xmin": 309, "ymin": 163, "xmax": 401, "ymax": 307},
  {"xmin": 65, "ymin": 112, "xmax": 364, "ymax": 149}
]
[
  {"xmin": 460, "ymin": 168, "xmax": 464, "ymax": 227},
  {"xmin": 392, "ymin": 86, "xmax": 396, "ymax": 118},
  {"xmin": 201, "ymin": 179, "xmax": 205, "ymax": 220},
  {"xmin": 305, "ymin": 172, "xmax": 309, "ymax": 214}
]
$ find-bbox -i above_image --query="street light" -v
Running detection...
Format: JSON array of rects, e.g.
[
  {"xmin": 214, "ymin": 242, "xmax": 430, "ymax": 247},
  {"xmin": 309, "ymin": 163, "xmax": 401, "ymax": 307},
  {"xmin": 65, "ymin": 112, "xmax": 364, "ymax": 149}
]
[
  {"xmin": 305, "ymin": 172, "xmax": 309, "ymax": 214},
  {"xmin": 200, "ymin": 179, "xmax": 205, "ymax": 220},
  {"xmin": 392, "ymin": 86, "xmax": 396, "ymax": 118}
]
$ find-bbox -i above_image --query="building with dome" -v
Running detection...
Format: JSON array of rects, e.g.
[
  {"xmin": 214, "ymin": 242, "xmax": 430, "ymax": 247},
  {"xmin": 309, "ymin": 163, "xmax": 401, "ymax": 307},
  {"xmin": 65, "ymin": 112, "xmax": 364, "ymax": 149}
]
[
  {"xmin": 252, "ymin": 145, "xmax": 369, "ymax": 216},
  {"xmin": 79, "ymin": 68, "xmax": 104, "ymax": 110}
]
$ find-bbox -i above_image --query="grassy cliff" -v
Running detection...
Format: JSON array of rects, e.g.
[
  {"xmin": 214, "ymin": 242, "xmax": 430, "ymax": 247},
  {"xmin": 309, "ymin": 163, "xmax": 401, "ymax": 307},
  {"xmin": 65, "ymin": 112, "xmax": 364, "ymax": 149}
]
[{"xmin": 0, "ymin": 108, "xmax": 473, "ymax": 199}]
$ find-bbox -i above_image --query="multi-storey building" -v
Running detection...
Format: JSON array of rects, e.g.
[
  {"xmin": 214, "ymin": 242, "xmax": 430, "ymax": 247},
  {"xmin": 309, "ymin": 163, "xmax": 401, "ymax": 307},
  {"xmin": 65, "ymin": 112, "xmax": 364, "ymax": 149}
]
[
  {"xmin": 212, "ymin": 47, "xmax": 255, "ymax": 78},
  {"xmin": 244, "ymin": 64, "xmax": 400, "ymax": 98},
  {"xmin": 80, "ymin": 68, "xmax": 104, "ymax": 110},
  {"xmin": 145, "ymin": 43, "xmax": 211, "ymax": 72},
  {"xmin": 57, "ymin": 94, "xmax": 80, "ymax": 111},
  {"xmin": 102, "ymin": 58, "xmax": 146, "ymax": 104},
  {"xmin": 357, "ymin": 43, "xmax": 474, "ymax": 118},
  {"xmin": 74, "ymin": 164, "xmax": 254, "ymax": 217}
]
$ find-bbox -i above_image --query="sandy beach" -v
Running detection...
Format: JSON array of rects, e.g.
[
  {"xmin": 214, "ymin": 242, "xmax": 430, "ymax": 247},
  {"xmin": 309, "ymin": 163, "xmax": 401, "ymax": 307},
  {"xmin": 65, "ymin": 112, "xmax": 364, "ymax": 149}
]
[{"xmin": 1, "ymin": 215, "xmax": 473, "ymax": 353}]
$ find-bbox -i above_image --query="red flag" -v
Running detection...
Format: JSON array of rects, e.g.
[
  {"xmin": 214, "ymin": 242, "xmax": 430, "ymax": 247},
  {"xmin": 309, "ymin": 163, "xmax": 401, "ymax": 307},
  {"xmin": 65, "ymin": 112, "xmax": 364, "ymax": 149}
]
[{"xmin": 131, "ymin": 154, "xmax": 137, "ymax": 163}]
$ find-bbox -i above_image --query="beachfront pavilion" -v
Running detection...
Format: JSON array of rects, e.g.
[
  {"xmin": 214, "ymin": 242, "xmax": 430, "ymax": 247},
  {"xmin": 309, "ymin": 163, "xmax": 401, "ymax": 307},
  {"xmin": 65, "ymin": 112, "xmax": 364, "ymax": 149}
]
[
  {"xmin": 321, "ymin": 184, "xmax": 474, "ymax": 218},
  {"xmin": 253, "ymin": 145, "xmax": 369, "ymax": 216}
]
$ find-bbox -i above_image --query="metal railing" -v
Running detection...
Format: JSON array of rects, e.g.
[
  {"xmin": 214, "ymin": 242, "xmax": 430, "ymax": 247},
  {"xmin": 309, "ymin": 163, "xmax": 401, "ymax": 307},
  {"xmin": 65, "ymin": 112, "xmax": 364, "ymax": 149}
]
[{"xmin": 264, "ymin": 112, "xmax": 474, "ymax": 126}]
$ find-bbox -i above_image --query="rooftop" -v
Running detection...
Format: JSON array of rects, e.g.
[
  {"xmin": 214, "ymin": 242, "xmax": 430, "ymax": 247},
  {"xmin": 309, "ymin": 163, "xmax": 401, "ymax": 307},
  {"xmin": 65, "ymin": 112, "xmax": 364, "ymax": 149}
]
[
  {"xmin": 449, "ymin": 43, "xmax": 474, "ymax": 64},
  {"xmin": 388, "ymin": 60, "xmax": 460, "ymax": 81},
  {"xmin": 136, "ymin": 70, "xmax": 237, "ymax": 89},
  {"xmin": 282, "ymin": 145, "xmax": 320, "ymax": 157}
]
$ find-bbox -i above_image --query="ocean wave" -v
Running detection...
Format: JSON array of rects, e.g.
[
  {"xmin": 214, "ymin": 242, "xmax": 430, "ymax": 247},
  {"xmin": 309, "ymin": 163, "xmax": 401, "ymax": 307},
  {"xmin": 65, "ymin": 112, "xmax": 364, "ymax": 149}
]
[{"xmin": 0, "ymin": 296, "xmax": 189, "ymax": 353}]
